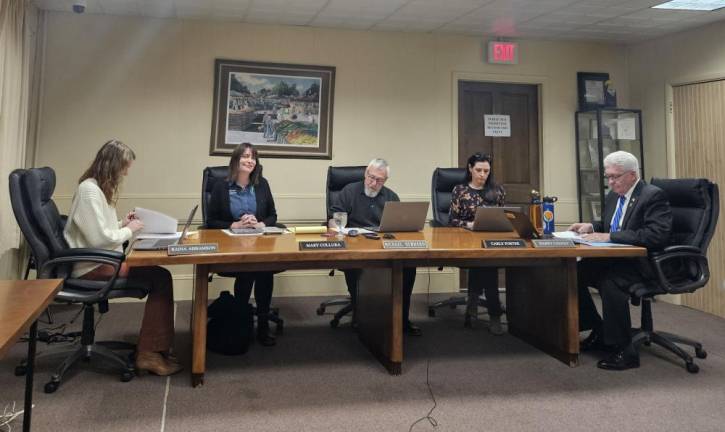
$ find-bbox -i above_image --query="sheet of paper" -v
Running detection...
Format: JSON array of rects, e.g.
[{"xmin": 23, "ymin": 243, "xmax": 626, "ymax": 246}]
[
  {"xmin": 617, "ymin": 117, "xmax": 636, "ymax": 140},
  {"xmin": 553, "ymin": 231, "xmax": 582, "ymax": 240},
  {"xmin": 134, "ymin": 207, "xmax": 178, "ymax": 234},
  {"xmin": 263, "ymin": 226, "xmax": 290, "ymax": 234},
  {"xmin": 484, "ymin": 114, "xmax": 511, "ymax": 137},
  {"xmin": 579, "ymin": 241, "xmax": 632, "ymax": 247},
  {"xmin": 222, "ymin": 229, "xmax": 263, "ymax": 236}
]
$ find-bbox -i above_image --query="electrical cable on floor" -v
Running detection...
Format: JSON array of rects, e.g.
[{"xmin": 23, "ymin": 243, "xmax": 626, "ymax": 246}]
[
  {"xmin": 19, "ymin": 304, "xmax": 85, "ymax": 345},
  {"xmin": 0, "ymin": 401, "xmax": 29, "ymax": 432},
  {"xmin": 408, "ymin": 269, "xmax": 439, "ymax": 431}
]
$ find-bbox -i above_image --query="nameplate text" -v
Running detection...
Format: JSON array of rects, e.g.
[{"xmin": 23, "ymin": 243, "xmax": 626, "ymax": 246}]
[
  {"xmin": 482, "ymin": 239, "xmax": 527, "ymax": 249},
  {"xmin": 168, "ymin": 243, "xmax": 219, "ymax": 256},
  {"xmin": 531, "ymin": 239, "xmax": 576, "ymax": 248},
  {"xmin": 299, "ymin": 241, "xmax": 346, "ymax": 251}
]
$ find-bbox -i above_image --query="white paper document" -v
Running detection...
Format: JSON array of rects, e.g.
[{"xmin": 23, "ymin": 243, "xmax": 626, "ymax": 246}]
[
  {"xmin": 553, "ymin": 231, "xmax": 631, "ymax": 247},
  {"xmin": 553, "ymin": 231, "xmax": 583, "ymax": 241},
  {"xmin": 134, "ymin": 207, "xmax": 178, "ymax": 234},
  {"xmin": 223, "ymin": 229, "xmax": 264, "ymax": 236},
  {"xmin": 617, "ymin": 117, "xmax": 636, "ymax": 140},
  {"xmin": 484, "ymin": 114, "xmax": 511, "ymax": 137}
]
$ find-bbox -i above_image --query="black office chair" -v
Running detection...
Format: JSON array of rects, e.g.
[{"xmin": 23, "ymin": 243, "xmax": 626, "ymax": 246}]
[
  {"xmin": 628, "ymin": 178, "xmax": 718, "ymax": 373},
  {"xmin": 9, "ymin": 167, "xmax": 150, "ymax": 393},
  {"xmin": 427, "ymin": 168, "xmax": 492, "ymax": 321},
  {"xmin": 22, "ymin": 216, "xmax": 67, "ymax": 324},
  {"xmin": 201, "ymin": 165, "xmax": 283, "ymax": 333},
  {"xmin": 315, "ymin": 166, "xmax": 366, "ymax": 327}
]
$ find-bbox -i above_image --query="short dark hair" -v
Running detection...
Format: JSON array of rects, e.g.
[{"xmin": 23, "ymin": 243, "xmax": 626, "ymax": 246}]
[
  {"xmin": 465, "ymin": 152, "xmax": 496, "ymax": 187},
  {"xmin": 227, "ymin": 143, "xmax": 262, "ymax": 185}
]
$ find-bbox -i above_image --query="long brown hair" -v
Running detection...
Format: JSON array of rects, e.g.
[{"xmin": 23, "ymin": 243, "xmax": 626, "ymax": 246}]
[
  {"xmin": 227, "ymin": 142, "xmax": 261, "ymax": 185},
  {"xmin": 79, "ymin": 139, "xmax": 136, "ymax": 204}
]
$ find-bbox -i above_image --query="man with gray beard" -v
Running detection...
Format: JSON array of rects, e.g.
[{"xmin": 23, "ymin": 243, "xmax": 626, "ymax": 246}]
[{"xmin": 330, "ymin": 158, "xmax": 421, "ymax": 336}]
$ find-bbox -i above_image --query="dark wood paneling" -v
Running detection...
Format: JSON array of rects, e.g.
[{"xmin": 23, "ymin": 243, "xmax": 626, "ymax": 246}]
[{"xmin": 458, "ymin": 81, "xmax": 540, "ymax": 205}]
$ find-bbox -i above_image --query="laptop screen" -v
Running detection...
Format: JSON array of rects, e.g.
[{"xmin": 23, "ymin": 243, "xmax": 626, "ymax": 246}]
[{"xmin": 176, "ymin": 205, "xmax": 199, "ymax": 245}]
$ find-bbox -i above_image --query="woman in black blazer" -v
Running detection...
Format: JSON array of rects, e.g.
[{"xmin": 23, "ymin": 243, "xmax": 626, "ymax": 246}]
[{"xmin": 207, "ymin": 142, "xmax": 278, "ymax": 346}]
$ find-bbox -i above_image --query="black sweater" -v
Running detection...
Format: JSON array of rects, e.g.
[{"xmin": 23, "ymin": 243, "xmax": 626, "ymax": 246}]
[{"xmin": 206, "ymin": 177, "xmax": 278, "ymax": 229}]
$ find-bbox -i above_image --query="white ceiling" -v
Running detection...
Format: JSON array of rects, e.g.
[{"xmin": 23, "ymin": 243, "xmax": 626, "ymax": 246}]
[{"xmin": 34, "ymin": 0, "xmax": 725, "ymax": 44}]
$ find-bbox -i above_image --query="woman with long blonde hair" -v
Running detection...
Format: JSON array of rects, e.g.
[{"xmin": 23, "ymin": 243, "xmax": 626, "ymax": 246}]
[{"xmin": 64, "ymin": 139, "xmax": 181, "ymax": 376}]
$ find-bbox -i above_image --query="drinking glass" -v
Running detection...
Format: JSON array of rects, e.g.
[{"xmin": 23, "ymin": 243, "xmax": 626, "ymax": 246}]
[{"xmin": 332, "ymin": 212, "xmax": 347, "ymax": 238}]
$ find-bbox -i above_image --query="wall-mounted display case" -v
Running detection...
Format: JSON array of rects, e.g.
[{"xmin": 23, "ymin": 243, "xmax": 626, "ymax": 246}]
[{"xmin": 575, "ymin": 108, "xmax": 644, "ymax": 222}]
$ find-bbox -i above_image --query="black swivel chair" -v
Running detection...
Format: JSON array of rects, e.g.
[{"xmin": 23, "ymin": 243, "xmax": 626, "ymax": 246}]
[
  {"xmin": 315, "ymin": 166, "xmax": 366, "ymax": 327},
  {"xmin": 9, "ymin": 167, "xmax": 150, "ymax": 393},
  {"xmin": 427, "ymin": 167, "xmax": 502, "ymax": 325},
  {"xmin": 201, "ymin": 165, "xmax": 283, "ymax": 333},
  {"xmin": 628, "ymin": 178, "xmax": 719, "ymax": 373}
]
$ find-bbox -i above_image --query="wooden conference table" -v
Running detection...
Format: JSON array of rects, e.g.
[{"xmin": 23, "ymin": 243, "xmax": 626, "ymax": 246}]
[
  {"xmin": 0, "ymin": 279, "xmax": 64, "ymax": 432},
  {"xmin": 126, "ymin": 227, "xmax": 645, "ymax": 387}
]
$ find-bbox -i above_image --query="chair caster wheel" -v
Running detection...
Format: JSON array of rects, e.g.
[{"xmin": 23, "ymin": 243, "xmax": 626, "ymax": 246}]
[
  {"xmin": 686, "ymin": 362, "xmax": 699, "ymax": 373},
  {"xmin": 44, "ymin": 381, "xmax": 59, "ymax": 394},
  {"xmin": 428, "ymin": 308, "xmax": 436, "ymax": 317},
  {"xmin": 121, "ymin": 371, "xmax": 134, "ymax": 382},
  {"xmin": 330, "ymin": 319, "xmax": 339, "ymax": 328},
  {"xmin": 14, "ymin": 365, "xmax": 27, "ymax": 376},
  {"xmin": 695, "ymin": 347, "xmax": 707, "ymax": 359},
  {"xmin": 316, "ymin": 307, "xmax": 325, "ymax": 316}
]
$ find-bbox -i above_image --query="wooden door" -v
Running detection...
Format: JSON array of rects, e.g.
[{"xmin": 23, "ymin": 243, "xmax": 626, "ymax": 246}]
[
  {"xmin": 458, "ymin": 81, "xmax": 540, "ymax": 207},
  {"xmin": 673, "ymin": 80, "xmax": 725, "ymax": 318},
  {"xmin": 457, "ymin": 81, "xmax": 540, "ymax": 288}
]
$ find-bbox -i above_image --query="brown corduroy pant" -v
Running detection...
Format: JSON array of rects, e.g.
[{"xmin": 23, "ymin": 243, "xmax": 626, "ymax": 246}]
[{"xmin": 82, "ymin": 264, "xmax": 175, "ymax": 353}]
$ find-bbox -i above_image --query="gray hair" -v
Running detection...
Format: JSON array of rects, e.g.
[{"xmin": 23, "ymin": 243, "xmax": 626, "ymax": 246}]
[
  {"xmin": 367, "ymin": 158, "xmax": 390, "ymax": 177},
  {"xmin": 603, "ymin": 151, "xmax": 639, "ymax": 178}
]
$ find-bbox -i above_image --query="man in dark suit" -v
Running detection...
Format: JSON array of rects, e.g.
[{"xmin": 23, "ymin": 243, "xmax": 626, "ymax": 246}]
[
  {"xmin": 568, "ymin": 151, "xmax": 672, "ymax": 370},
  {"xmin": 330, "ymin": 158, "xmax": 421, "ymax": 336}
]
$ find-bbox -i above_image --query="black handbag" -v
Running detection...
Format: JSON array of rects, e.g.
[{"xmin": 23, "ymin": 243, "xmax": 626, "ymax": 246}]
[{"xmin": 207, "ymin": 291, "xmax": 254, "ymax": 355}]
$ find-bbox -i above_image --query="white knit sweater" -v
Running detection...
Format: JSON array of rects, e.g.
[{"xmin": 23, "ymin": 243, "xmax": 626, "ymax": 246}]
[{"xmin": 63, "ymin": 178, "xmax": 133, "ymax": 277}]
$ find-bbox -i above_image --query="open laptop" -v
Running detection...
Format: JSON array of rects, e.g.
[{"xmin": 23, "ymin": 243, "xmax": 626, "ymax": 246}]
[
  {"xmin": 504, "ymin": 210, "xmax": 543, "ymax": 240},
  {"xmin": 133, "ymin": 205, "xmax": 198, "ymax": 250},
  {"xmin": 466, "ymin": 206, "xmax": 521, "ymax": 232},
  {"xmin": 365, "ymin": 201, "xmax": 429, "ymax": 233}
]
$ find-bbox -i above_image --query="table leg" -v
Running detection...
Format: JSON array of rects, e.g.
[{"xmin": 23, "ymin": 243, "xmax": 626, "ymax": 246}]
[
  {"xmin": 22, "ymin": 320, "xmax": 37, "ymax": 432},
  {"xmin": 356, "ymin": 263, "xmax": 403, "ymax": 375},
  {"xmin": 506, "ymin": 258, "xmax": 579, "ymax": 366},
  {"xmin": 191, "ymin": 264, "xmax": 209, "ymax": 387}
]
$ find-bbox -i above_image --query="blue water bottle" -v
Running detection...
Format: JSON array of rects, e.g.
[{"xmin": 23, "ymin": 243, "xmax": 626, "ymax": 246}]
[{"xmin": 542, "ymin": 196, "xmax": 558, "ymax": 235}]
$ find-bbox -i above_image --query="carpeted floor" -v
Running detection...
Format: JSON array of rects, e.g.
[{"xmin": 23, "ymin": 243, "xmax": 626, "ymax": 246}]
[{"xmin": 2, "ymin": 293, "xmax": 724, "ymax": 432}]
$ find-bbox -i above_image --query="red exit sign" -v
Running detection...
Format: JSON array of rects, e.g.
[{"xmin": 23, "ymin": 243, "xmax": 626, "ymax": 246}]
[{"xmin": 487, "ymin": 41, "xmax": 518, "ymax": 65}]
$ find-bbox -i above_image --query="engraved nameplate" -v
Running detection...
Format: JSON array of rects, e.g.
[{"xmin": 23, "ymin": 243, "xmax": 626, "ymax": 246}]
[
  {"xmin": 482, "ymin": 239, "xmax": 527, "ymax": 249},
  {"xmin": 299, "ymin": 241, "xmax": 346, "ymax": 251},
  {"xmin": 382, "ymin": 240, "xmax": 429, "ymax": 249},
  {"xmin": 167, "ymin": 243, "xmax": 219, "ymax": 256},
  {"xmin": 531, "ymin": 239, "xmax": 576, "ymax": 248}
]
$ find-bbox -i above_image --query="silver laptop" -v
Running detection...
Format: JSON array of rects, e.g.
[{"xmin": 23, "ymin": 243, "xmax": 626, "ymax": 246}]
[
  {"xmin": 366, "ymin": 201, "xmax": 429, "ymax": 233},
  {"xmin": 133, "ymin": 205, "xmax": 198, "ymax": 250},
  {"xmin": 466, "ymin": 206, "xmax": 521, "ymax": 232}
]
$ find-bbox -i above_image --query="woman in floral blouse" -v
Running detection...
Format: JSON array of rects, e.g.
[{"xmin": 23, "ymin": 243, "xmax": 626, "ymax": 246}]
[{"xmin": 448, "ymin": 153, "xmax": 506, "ymax": 335}]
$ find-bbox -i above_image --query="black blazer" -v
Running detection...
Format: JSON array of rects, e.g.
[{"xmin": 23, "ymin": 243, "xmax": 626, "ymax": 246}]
[
  {"xmin": 206, "ymin": 177, "xmax": 278, "ymax": 229},
  {"xmin": 594, "ymin": 180, "xmax": 672, "ymax": 251}
]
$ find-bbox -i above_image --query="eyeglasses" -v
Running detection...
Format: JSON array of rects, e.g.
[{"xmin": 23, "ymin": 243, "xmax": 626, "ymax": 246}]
[
  {"xmin": 603, "ymin": 172, "xmax": 630, "ymax": 182},
  {"xmin": 365, "ymin": 173, "xmax": 387, "ymax": 184}
]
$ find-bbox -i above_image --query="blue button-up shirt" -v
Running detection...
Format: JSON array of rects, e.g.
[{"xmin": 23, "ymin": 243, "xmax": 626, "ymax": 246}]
[{"xmin": 229, "ymin": 181, "xmax": 256, "ymax": 220}]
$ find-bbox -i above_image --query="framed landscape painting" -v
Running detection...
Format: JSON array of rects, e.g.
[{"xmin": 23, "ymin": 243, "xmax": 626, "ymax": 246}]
[{"xmin": 210, "ymin": 59, "xmax": 335, "ymax": 159}]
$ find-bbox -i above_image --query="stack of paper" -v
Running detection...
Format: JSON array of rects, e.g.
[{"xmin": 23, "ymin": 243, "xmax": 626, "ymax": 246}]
[{"xmin": 135, "ymin": 207, "xmax": 178, "ymax": 234}]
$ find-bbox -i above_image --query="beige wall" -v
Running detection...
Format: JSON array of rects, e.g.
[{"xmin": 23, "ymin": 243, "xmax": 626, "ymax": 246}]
[
  {"xmin": 628, "ymin": 20, "xmax": 725, "ymax": 179},
  {"xmin": 628, "ymin": 21, "xmax": 725, "ymax": 313},
  {"xmin": 35, "ymin": 12, "xmax": 629, "ymax": 298}
]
